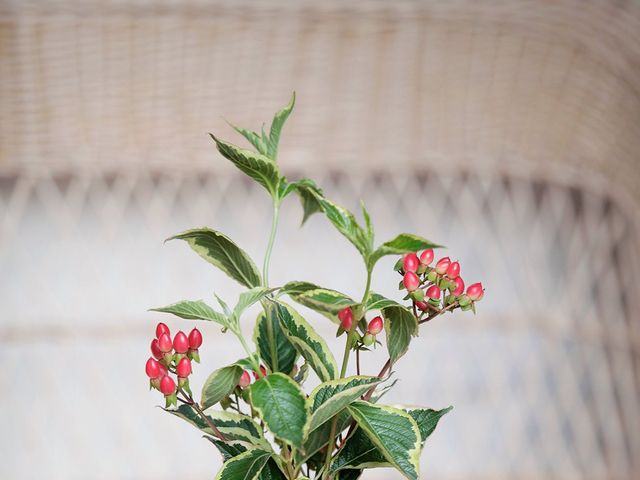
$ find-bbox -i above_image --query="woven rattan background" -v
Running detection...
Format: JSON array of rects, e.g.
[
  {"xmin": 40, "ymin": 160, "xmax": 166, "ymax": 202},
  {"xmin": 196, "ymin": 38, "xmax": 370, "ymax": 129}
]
[{"xmin": 1, "ymin": 1, "xmax": 639, "ymax": 479}]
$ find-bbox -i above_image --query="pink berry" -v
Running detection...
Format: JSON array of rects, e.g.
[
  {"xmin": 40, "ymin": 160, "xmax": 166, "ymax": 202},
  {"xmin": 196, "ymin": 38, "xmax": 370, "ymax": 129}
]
[
  {"xmin": 426, "ymin": 285, "xmax": 441, "ymax": 299},
  {"xmin": 188, "ymin": 328, "xmax": 203, "ymax": 349},
  {"xmin": 403, "ymin": 271, "xmax": 420, "ymax": 291},
  {"xmin": 452, "ymin": 276, "xmax": 465, "ymax": 296},
  {"xmin": 467, "ymin": 282, "xmax": 484, "ymax": 301},
  {"xmin": 253, "ymin": 365, "xmax": 268, "ymax": 380},
  {"xmin": 176, "ymin": 357, "xmax": 192, "ymax": 378},
  {"xmin": 145, "ymin": 358, "xmax": 161, "ymax": 378},
  {"xmin": 415, "ymin": 300, "xmax": 429, "ymax": 311},
  {"xmin": 419, "ymin": 249, "xmax": 434, "ymax": 265},
  {"xmin": 158, "ymin": 363, "xmax": 168, "ymax": 376},
  {"xmin": 367, "ymin": 316, "xmax": 384, "ymax": 335},
  {"xmin": 150, "ymin": 339, "xmax": 163, "ymax": 360},
  {"xmin": 155, "ymin": 322, "xmax": 170, "ymax": 339},
  {"xmin": 402, "ymin": 253, "xmax": 419, "ymax": 273},
  {"xmin": 435, "ymin": 257, "xmax": 451, "ymax": 275},
  {"xmin": 238, "ymin": 370, "xmax": 251, "ymax": 388},
  {"xmin": 157, "ymin": 333, "xmax": 173, "ymax": 353},
  {"xmin": 446, "ymin": 261, "xmax": 460, "ymax": 279},
  {"xmin": 159, "ymin": 375, "xmax": 176, "ymax": 395},
  {"xmin": 338, "ymin": 307, "xmax": 353, "ymax": 331},
  {"xmin": 173, "ymin": 331, "xmax": 189, "ymax": 354}
]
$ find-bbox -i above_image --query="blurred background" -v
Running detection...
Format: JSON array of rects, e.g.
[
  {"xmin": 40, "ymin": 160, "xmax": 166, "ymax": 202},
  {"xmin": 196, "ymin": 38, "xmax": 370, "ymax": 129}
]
[{"xmin": 1, "ymin": 0, "xmax": 639, "ymax": 478}]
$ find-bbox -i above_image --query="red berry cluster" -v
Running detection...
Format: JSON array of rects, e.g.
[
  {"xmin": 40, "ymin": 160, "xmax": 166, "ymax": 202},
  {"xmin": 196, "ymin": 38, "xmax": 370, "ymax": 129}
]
[
  {"xmin": 337, "ymin": 307, "xmax": 384, "ymax": 348},
  {"xmin": 399, "ymin": 249, "xmax": 484, "ymax": 313},
  {"xmin": 146, "ymin": 322, "xmax": 203, "ymax": 407}
]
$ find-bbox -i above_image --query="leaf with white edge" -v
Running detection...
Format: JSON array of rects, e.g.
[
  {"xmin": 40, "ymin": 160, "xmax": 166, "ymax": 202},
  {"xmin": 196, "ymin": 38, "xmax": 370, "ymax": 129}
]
[
  {"xmin": 210, "ymin": 135, "xmax": 281, "ymax": 197},
  {"xmin": 267, "ymin": 92, "xmax": 295, "ymax": 160},
  {"xmin": 234, "ymin": 287, "xmax": 275, "ymax": 320},
  {"xmin": 258, "ymin": 459, "xmax": 288, "ymax": 480},
  {"xmin": 149, "ymin": 300, "xmax": 227, "ymax": 328},
  {"xmin": 214, "ymin": 448, "xmax": 271, "ymax": 480},
  {"xmin": 201, "ymin": 364, "xmax": 244, "ymax": 409},
  {"xmin": 167, "ymin": 228, "xmax": 261, "ymax": 288},
  {"xmin": 330, "ymin": 426, "xmax": 387, "ymax": 472},
  {"xmin": 271, "ymin": 301, "xmax": 338, "ymax": 381},
  {"xmin": 360, "ymin": 201, "xmax": 374, "ymax": 248},
  {"xmin": 306, "ymin": 376, "xmax": 381, "ymax": 435},
  {"xmin": 368, "ymin": 233, "xmax": 442, "ymax": 270},
  {"xmin": 365, "ymin": 292, "xmax": 401, "ymax": 311},
  {"xmin": 315, "ymin": 196, "xmax": 370, "ymax": 259},
  {"xmin": 229, "ymin": 122, "xmax": 269, "ymax": 157},
  {"xmin": 204, "ymin": 436, "xmax": 248, "ymax": 462},
  {"xmin": 381, "ymin": 305, "xmax": 418, "ymax": 364},
  {"xmin": 295, "ymin": 411, "xmax": 352, "ymax": 465},
  {"xmin": 253, "ymin": 308, "xmax": 297, "ymax": 374},
  {"xmin": 249, "ymin": 373, "xmax": 308, "ymax": 448},
  {"xmin": 280, "ymin": 281, "xmax": 356, "ymax": 322},
  {"xmin": 406, "ymin": 406, "xmax": 453, "ymax": 447},
  {"xmin": 345, "ymin": 401, "xmax": 421, "ymax": 480},
  {"xmin": 282, "ymin": 178, "xmax": 324, "ymax": 225}
]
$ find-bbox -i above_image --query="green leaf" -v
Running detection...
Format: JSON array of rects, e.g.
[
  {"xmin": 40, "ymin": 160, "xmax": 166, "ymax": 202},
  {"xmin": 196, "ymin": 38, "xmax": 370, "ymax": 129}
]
[
  {"xmin": 167, "ymin": 228, "xmax": 261, "ymax": 288},
  {"xmin": 259, "ymin": 459, "xmax": 288, "ymax": 480},
  {"xmin": 281, "ymin": 281, "xmax": 356, "ymax": 321},
  {"xmin": 271, "ymin": 301, "xmax": 338, "ymax": 381},
  {"xmin": 330, "ymin": 426, "xmax": 387, "ymax": 472},
  {"xmin": 229, "ymin": 122, "xmax": 269, "ymax": 157},
  {"xmin": 267, "ymin": 92, "xmax": 295, "ymax": 160},
  {"xmin": 368, "ymin": 234, "xmax": 442, "ymax": 270},
  {"xmin": 253, "ymin": 307, "xmax": 298, "ymax": 374},
  {"xmin": 234, "ymin": 287, "xmax": 275, "ymax": 320},
  {"xmin": 345, "ymin": 401, "xmax": 421, "ymax": 480},
  {"xmin": 280, "ymin": 178, "xmax": 324, "ymax": 225},
  {"xmin": 306, "ymin": 376, "xmax": 381, "ymax": 435},
  {"xmin": 295, "ymin": 411, "xmax": 352, "ymax": 465},
  {"xmin": 149, "ymin": 300, "xmax": 227, "ymax": 328},
  {"xmin": 249, "ymin": 373, "xmax": 308, "ymax": 448},
  {"xmin": 406, "ymin": 406, "xmax": 453, "ymax": 447},
  {"xmin": 315, "ymin": 196, "xmax": 370, "ymax": 259},
  {"xmin": 214, "ymin": 448, "xmax": 271, "ymax": 480},
  {"xmin": 204, "ymin": 436, "xmax": 248, "ymax": 462},
  {"xmin": 364, "ymin": 292, "xmax": 401, "ymax": 311},
  {"xmin": 381, "ymin": 305, "xmax": 418, "ymax": 364},
  {"xmin": 201, "ymin": 364, "xmax": 244, "ymax": 409},
  {"xmin": 337, "ymin": 471, "xmax": 362, "ymax": 480},
  {"xmin": 210, "ymin": 135, "xmax": 281, "ymax": 197},
  {"xmin": 361, "ymin": 201, "xmax": 374, "ymax": 247}
]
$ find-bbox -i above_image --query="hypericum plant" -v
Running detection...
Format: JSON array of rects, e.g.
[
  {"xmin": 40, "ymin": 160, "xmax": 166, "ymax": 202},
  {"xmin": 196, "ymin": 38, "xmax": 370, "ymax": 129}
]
[{"xmin": 145, "ymin": 94, "xmax": 484, "ymax": 480}]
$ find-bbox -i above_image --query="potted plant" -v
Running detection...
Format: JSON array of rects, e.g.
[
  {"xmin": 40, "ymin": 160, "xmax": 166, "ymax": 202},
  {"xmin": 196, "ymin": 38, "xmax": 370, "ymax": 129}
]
[{"xmin": 144, "ymin": 94, "xmax": 484, "ymax": 480}]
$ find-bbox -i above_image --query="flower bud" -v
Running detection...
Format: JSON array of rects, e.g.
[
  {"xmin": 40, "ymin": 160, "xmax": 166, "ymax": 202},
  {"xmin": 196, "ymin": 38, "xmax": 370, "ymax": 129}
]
[
  {"xmin": 402, "ymin": 253, "xmax": 419, "ymax": 273},
  {"xmin": 157, "ymin": 333, "xmax": 173, "ymax": 353},
  {"xmin": 362, "ymin": 333, "xmax": 375, "ymax": 347},
  {"xmin": 188, "ymin": 328, "xmax": 203, "ymax": 349},
  {"xmin": 338, "ymin": 307, "xmax": 353, "ymax": 331},
  {"xmin": 150, "ymin": 339, "xmax": 163, "ymax": 360},
  {"xmin": 466, "ymin": 282, "xmax": 484, "ymax": 301},
  {"xmin": 403, "ymin": 271, "xmax": 420, "ymax": 291},
  {"xmin": 415, "ymin": 300, "xmax": 429, "ymax": 311},
  {"xmin": 452, "ymin": 276, "xmax": 465, "ymax": 296},
  {"xmin": 446, "ymin": 261, "xmax": 460, "ymax": 279},
  {"xmin": 419, "ymin": 249, "xmax": 434, "ymax": 265},
  {"xmin": 239, "ymin": 370, "xmax": 251, "ymax": 388},
  {"xmin": 435, "ymin": 257, "xmax": 451, "ymax": 275},
  {"xmin": 155, "ymin": 322, "xmax": 170, "ymax": 339},
  {"xmin": 159, "ymin": 375, "xmax": 176, "ymax": 396},
  {"xmin": 425, "ymin": 285, "xmax": 441, "ymax": 300},
  {"xmin": 176, "ymin": 357, "xmax": 192, "ymax": 378},
  {"xmin": 145, "ymin": 358, "xmax": 161, "ymax": 378},
  {"xmin": 367, "ymin": 316, "xmax": 384, "ymax": 335},
  {"xmin": 173, "ymin": 331, "xmax": 189, "ymax": 354},
  {"xmin": 253, "ymin": 365, "xmax": 268, "ymax": 380}
]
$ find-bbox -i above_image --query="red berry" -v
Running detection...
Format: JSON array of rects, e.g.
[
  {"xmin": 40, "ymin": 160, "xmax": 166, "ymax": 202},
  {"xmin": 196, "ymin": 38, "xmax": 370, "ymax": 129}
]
[
  {"xmin": 415, "ymin": 300, "xmax": 429, "ymax": 311},
  {"xmin": 426, "ymin": 285, "xmax": 441, "ymax": 299},
  {"xmin": 467, "ymin": 282, "xmax": 484, "ymax": 301},
  {"xmin": 338, "ymin": 307, "xmax": 353, "ymax": 330},
  {"xmin": 155, "ymin": 322, "xmax": 170, "ymax": 339},
  {"xmin": 446, "ymin": 261, "xmax": 460, "ymax": 279},
  {"xmin": 435, "ymin": 257, "xmax": 451, "ymax": 275},
  {"xmin": 253, "ymin": 365, "xmax": 268, "ymax": 379},
  {"xmin": 402, "ymin": 253, "xmax": 419, "ymax": 273},
  {"xmin": 403, "ymin": 271, "xmax": 420, "ymax": 291},
  {"xmin": 239, "ymin": 370, "xmax": 251, "ymax": 388},
  {"xmin": 145, "ymin": 358, "xmax": 161, "ymax": 378},
  {"xmin": 367, "ymin": 316, "xmax": 384, "ymax": 335},
  {"xmin": 188, "ymin": 328, "xmax": 203, "ymax": 349},
  {"xmin": 173, "ymin": 331, "xmax": 189, "ymax": 354},
  {"xmin": 150, "ymin": 339, "xmax": 163, "ymax": 360},
  {"xmin": 176, "ymin": 357, "xmax": 192, "ymax": 378},
  {"xmin": 158, "ymin": 363, "xmax": 168, "ymax": 376},
  {"xmin": 159, "ymin": 375, "xmax": 176, "ymax": 395},
  {"xmin": 452, "ymin": 276, "xmax": 465, "ymax": 296},
  {"xmin": 157, "ymin": 333, "xmax": 173, "ymax": 353},
  {"xmin": 419, "ymin": 249, "xmax": 434, "ymax": 265}
]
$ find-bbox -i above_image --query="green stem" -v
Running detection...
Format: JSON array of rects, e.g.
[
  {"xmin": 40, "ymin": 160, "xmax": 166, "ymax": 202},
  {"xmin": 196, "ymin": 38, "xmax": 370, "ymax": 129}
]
[
  {"xmin": 263, "ymin": 198, "xmax": 281, "ymax": 287},
  {"xmin": 237, "ymin": 329, "xmax": 263, "ymax": 376}
]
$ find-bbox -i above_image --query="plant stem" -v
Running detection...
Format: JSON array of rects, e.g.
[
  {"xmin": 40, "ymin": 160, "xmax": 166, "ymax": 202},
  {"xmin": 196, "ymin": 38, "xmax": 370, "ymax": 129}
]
[
  {"xmin": 237, "ymin": 330, "xmax": 263, "ymax": 377},
  {"xmin": 263, "ymin": 198, "xmax": 281, "ymax": 287}
]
